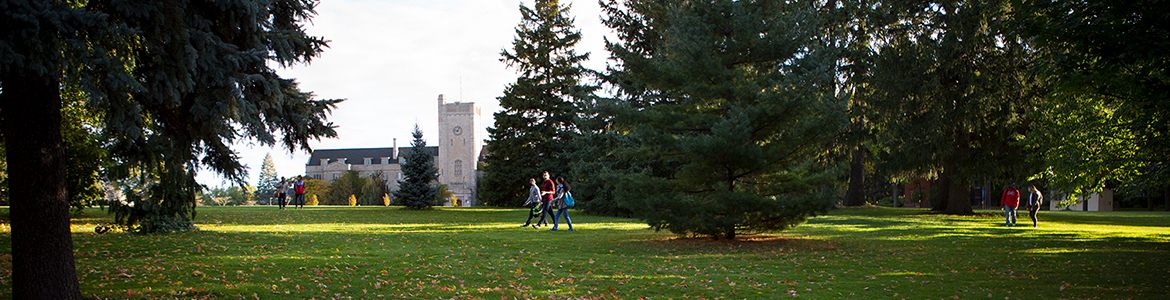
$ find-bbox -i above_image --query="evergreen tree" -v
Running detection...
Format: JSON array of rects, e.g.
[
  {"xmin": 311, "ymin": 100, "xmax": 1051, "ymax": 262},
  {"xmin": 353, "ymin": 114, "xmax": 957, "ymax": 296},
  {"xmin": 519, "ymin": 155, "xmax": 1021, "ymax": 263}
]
[
  {"xmin": 481, "ymin": 0, "xmax": 595, "ymax": 207},
  {"xmin": 394, "ymin": 125, "xmax": 439, "ymax": 209},
  {"xmin": 254, "ymin": 154, "xmax": 280, "ymax": 205},
  {"xmin": 599, "ymin": 0, "xmax": 845, "ymax": 239},
  {"xmin": 867, "ymin": 0, "xmax": 1045, "ymax": 214},
  {"xmin": 1, "ymin": 0, "xmax": 337, "ymax": 296}
]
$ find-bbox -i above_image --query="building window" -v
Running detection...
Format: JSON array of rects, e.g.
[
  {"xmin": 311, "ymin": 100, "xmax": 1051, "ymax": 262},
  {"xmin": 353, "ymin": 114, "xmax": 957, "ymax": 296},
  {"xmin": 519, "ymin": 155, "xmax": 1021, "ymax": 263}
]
[
  {"xmin": 364, "ymin": 158, "xmax": 372, "ymax": 165},
  {"xmin": 397, "ymin": 173, "xmax": 403, "ymax": 180},
  {"xmin": 454, "ymin": 160, "xmax": 463, "ymax": 177}
]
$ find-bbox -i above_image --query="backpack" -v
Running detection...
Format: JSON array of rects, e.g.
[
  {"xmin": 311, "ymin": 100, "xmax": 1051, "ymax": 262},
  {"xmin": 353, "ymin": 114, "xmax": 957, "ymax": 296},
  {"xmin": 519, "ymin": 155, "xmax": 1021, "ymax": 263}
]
[{"xmin": 565, "ymin": 192, "xmax": 574, "ymax": 207}]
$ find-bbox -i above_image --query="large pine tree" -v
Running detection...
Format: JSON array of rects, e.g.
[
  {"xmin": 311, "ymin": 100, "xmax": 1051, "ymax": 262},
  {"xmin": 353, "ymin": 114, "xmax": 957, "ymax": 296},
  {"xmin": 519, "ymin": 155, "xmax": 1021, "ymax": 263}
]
[
  {"xmin": 254, "ymin": 153, "xmax": 280, "ymax": 205},
  {"xmin": 480, "ymin": 0, "xmax": 594, "ymax": 207},
  {"xmin": 867, "ymin": 0, "xmax": 1044, "ymax": 215},
  {"xmin": 599, "ymin": 0, "xmax": 845, "ymax": 239},
  {"xmin": 1, "ymin": 0, "xmax": 338, "ymax": 297},
  {"xmin": 394, "ymin": 125, "xmax": 439, "ymax": 209}
]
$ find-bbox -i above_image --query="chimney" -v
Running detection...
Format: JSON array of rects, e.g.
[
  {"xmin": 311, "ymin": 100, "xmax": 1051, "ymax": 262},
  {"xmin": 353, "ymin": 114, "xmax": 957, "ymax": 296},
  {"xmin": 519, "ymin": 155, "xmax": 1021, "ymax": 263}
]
[{"xmin": 393, "ymin": 138, "xmax": 398, "ymax": 158}]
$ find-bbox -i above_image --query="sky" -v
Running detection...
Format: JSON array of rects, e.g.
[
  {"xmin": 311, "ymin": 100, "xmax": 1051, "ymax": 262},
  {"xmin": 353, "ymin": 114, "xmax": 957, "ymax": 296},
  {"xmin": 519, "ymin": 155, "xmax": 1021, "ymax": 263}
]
[{"xmin": 198, "ymin": 0, "xmax": 613, "ymax": 187}]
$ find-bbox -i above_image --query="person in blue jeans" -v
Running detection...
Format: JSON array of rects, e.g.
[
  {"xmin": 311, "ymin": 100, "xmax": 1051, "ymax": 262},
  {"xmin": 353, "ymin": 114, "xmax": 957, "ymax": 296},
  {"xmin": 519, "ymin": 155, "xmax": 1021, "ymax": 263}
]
[
  {"xmin": 1001, "ymin": 182, "xmax": 1021, "ymax": 227},
  {"xmin": 550, "ymin": 176, "xmax": 574, "ymax": 231}
]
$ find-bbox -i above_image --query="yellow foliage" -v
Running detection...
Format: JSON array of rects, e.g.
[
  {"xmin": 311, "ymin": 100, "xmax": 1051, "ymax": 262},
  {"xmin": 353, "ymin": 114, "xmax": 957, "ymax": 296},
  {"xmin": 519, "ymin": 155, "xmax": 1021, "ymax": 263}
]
[
  {"xmin": 307, "ymin": 194, "xmax": 319, "ymax": 206},
  {"xmin": 348, "ymin": 195, "xmax": 357, "ymax": 206}
]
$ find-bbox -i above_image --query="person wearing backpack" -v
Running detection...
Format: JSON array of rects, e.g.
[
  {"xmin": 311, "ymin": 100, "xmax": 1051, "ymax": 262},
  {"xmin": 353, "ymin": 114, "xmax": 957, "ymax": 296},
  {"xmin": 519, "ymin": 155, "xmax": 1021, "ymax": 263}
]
[
  {"xmin": 549, "ymin": 176, "xmax": 574, "ymax": 231},
  {"xmin": 521, "ymin": 178, "xmax": 545, "ymax": 228}
]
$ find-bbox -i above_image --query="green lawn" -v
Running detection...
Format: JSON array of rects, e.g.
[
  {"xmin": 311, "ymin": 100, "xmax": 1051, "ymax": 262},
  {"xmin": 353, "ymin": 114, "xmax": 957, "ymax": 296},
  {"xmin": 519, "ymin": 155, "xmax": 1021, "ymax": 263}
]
[{"xmin": 1, "ymin": 206, "xmax": 1167, "ymax": 299}]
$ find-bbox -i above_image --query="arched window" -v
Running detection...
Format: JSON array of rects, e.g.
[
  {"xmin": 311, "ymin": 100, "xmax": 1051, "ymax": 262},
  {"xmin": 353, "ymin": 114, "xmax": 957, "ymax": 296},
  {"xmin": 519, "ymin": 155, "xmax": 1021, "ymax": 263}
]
[{"xmin": 454, "ymin": 160, "xmax": 463, "ymax": 177}]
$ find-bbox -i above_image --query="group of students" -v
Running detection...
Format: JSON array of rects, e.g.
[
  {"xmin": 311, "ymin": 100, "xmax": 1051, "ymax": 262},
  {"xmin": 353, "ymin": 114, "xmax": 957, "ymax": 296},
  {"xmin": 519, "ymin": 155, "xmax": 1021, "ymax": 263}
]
[
  {"xmin": 1000, "ymin": 182, "xmax": 1044, "ymax": 227},
  {"xmin": 521, "ymin": 171, "xmax": 574, "ymax": 231},
  {"xmin": 273, "ymin": 176, "xmax": 308, "ymax": 209}
]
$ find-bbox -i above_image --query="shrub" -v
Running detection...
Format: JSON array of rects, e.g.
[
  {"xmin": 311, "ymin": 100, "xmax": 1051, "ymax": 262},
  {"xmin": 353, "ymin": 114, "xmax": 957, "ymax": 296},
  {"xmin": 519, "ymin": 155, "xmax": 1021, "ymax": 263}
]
[
  {"xmin": 348, "ymin": 195, "xmax": 357, "ymax": 206},
  {"xmin": 307, "ymin": 194, "xmax": 319, "ymax": 206}
]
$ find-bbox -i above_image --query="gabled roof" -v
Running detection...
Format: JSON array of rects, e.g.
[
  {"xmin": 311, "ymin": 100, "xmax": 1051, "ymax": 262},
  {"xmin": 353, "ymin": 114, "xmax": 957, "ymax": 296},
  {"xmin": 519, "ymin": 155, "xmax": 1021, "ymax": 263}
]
[{"xmin": 306, "ymin": 147, "xmax": 439, "ymax": 166}]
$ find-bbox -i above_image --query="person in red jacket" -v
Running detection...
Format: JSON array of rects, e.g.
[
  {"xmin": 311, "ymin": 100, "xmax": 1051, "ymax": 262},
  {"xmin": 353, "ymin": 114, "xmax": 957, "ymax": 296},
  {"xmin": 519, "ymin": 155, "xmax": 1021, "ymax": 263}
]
[
  {"xmin": 535, "ymin": 171, "xmax": 556, "ymax": 228},
  {"xmin": 294, "ymin": 176, "xmax": 307, "ymax": 209},
  {"xmin": 1001, "ymin": 182, "xmax": 1021, "ymax": 227}
]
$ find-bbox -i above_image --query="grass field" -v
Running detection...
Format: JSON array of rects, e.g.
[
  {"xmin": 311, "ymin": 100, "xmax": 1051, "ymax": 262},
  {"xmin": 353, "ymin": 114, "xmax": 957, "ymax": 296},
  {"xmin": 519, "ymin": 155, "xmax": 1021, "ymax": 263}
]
[{"xmin": 0, "ymin": 206, "xmax": 1167, "ymax": 299}]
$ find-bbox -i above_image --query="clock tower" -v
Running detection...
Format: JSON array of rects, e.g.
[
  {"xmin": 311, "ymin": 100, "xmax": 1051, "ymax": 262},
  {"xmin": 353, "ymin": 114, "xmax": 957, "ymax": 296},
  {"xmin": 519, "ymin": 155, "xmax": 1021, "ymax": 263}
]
[{"xmin": 436, "ymin": 94, "xmax": 481, "ymax": 206}]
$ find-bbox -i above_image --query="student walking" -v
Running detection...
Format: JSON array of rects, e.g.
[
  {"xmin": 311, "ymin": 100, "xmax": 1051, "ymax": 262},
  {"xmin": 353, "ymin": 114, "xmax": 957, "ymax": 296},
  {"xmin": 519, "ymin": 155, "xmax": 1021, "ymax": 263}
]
[
  {"xmin": 1027, "ymin": 185, "xmax": 1044, "ymax": 227},
  {"xmin": 275, "ymin": 177, "xmax": 289, "ymax": 209},
  {"xmin": 293, "ymin": 176, "xmax": 306, "ymax": 209},
  {"xmin": 521, "ymin": 178, "xmax": 545, "ymax": 228},
  {"xmin": 550, "ymin": 176, "xmax": 574, "ymax": 231},
  {"xmin": 1001, "ymin": 182, "xmax": 1021, "ymax": 227},
  {"xmin": 536, "ymin": 171, "xmax": 555, "ymax": 227}
]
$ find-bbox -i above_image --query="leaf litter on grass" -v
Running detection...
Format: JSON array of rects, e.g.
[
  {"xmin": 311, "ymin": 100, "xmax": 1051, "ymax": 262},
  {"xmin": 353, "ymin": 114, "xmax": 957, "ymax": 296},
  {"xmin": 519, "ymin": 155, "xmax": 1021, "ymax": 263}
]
[{"xmin": 0, "ymin": 206, "xmax": 1166, "ymax": 299}]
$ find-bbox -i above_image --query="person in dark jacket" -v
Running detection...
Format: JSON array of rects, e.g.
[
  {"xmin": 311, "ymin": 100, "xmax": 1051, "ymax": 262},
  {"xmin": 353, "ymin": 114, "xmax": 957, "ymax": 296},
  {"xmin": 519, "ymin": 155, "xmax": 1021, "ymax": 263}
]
[{"xmin": 1026, "ymin": 185, "xmax": 1044, "ymax": 227}]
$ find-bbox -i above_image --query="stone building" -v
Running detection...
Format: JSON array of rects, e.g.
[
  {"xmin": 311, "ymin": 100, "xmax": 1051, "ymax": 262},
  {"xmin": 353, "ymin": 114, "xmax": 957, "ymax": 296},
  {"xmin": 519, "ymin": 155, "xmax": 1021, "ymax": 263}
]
[{"xmin": 304, "ymin": 94, "xmax": 482, "ymax": 206}]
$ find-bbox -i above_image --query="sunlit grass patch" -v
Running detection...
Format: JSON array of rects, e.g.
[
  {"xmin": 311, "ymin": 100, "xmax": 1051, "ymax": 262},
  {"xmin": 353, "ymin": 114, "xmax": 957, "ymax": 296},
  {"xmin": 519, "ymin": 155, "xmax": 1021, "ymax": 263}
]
[{"xmin": 0, "ymin": 206, "xmax": 1167, "ymax": 299}]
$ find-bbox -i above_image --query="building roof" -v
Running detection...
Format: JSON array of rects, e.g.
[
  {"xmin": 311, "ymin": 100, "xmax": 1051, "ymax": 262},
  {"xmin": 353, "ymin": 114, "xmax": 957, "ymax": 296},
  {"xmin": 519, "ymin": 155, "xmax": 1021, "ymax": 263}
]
[
  {"xmin": 306, "ymin": 148, "xmax": 394, "ymax": 166},
  {"xmin": 306, "ymin": 146, "xmax": 440, "ymax": 166}
]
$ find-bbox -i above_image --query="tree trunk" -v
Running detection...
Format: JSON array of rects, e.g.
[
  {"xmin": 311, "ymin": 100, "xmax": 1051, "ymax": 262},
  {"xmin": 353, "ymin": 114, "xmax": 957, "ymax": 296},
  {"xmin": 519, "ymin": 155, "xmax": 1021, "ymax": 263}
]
[
  {"xmin": 944, "ymin": 176, "xmax": 973, "ymax": 215},
  {"xmin": 2, "ymin": 69, "xmax": 83, "ymax": 299},
  {"xmin": 934, "ymin": 170, "xmax": 949, "ymax": 211},
  {"xmin": 1148, "ymin": 189, "xmax": 1154, "ymax": 211},
  {"xmin": 892, "ymin": 183, "xmax": 899, "ymax": 207},
  {"xmin": 843, "ymin": 144, "xmax": 866, "ymax": 206},
  {"xmin": 939, "ymin": 131, "xmax": 973, "ymax": 215}
]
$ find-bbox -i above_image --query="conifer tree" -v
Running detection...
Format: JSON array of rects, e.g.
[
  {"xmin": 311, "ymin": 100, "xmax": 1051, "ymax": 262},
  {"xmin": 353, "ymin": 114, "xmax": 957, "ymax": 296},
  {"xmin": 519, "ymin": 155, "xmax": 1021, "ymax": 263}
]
[
  {"xmin": 481, "ymin": 0, "xmax": 595, "ymax": 207},
  {"xmin": 394, "ymin": 125, "xmax": 439, "ymax": 209},
  {"xmin": 599, "ymin": 0, "xmax": 844, "ymax": 239},
  {"xmin": 254, "ymin": 154, "xmax": 280, "ymax": 205},
  {"xmin": 867, "ymin": 0, "xmax": 1044, "ymax": 214},
  {"xmin": 1, "ymin": 0, "xmax": 338, "ymax": 297}
]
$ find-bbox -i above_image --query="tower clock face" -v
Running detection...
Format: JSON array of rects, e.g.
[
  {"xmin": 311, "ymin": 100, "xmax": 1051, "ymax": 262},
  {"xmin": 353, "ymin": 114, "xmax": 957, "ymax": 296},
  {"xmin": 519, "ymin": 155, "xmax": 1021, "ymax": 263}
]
[{"xmin": 453, "ymin": 126, "xmax": 463, "ymax": 136}]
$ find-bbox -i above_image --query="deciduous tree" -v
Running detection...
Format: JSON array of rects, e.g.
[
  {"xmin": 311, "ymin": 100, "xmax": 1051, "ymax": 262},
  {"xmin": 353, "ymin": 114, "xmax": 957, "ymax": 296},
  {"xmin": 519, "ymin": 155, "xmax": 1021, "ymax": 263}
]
[{"xmin": 1019, "ymin": 0, "xmax": 1169, "ymax": 199}]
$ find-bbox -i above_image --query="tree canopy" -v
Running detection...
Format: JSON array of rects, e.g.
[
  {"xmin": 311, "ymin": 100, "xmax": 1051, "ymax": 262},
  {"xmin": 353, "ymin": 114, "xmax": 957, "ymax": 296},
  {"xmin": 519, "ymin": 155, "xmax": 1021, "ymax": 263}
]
[
  {"xmin": 1, "ymin": 0, "xmax": 339, "ymax": 297},
  {"xmin": 394, "ymin": 125, "xmax": 440, "ymax": 209},
  {"xmin": 594, "ymin": 0, "xmax": 845, "ymax": 239},
  {"xmin": 481, "ymin": 0, "xmax": 594, "ymax": 207}
]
